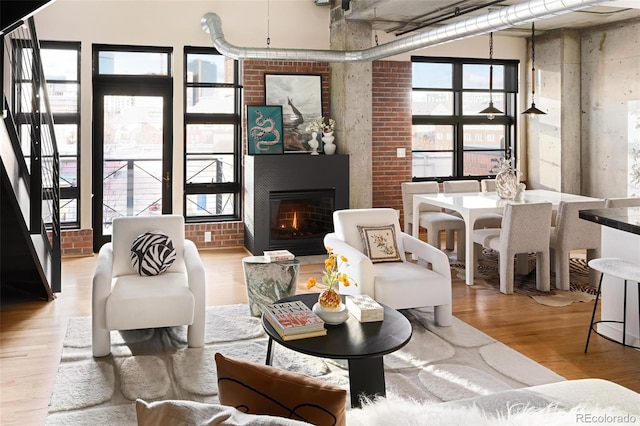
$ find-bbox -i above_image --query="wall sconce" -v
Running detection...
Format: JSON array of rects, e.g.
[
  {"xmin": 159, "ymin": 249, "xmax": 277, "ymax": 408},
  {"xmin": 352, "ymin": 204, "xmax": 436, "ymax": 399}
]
[{"xmin": 479, "ymin": 32, "xmax": 503, "ymax": 120}]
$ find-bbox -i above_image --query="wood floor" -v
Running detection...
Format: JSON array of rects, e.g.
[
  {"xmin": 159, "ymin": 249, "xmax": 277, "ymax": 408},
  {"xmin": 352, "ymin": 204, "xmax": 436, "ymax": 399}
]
[{"xmin": 1, "ymin": 247, "xmax": 639, "ymax": 425}]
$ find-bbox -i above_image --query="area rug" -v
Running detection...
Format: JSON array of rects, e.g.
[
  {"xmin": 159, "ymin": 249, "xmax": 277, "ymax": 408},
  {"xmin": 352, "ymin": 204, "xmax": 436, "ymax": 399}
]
[
  {"xmin": 46, "ymin": 304, "xmax": 565, "ymax": 425},
  {"xmin": 450, "ymin": 249, "xmax": 597, "ymax": 307}
]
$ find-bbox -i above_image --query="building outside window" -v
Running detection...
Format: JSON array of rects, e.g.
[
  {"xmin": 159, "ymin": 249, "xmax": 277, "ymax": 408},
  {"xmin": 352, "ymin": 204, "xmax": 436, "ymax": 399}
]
[
  {"xmin": 184, "ymin": 47, "xmax": 241, "ymax": 221},
  {"xmin": 12, "ymin": 41, "xmax": 81, "ymax": 227},
  {"xmin": 411, "ymin": 57, "xmax": 518, "ymax": 180}
]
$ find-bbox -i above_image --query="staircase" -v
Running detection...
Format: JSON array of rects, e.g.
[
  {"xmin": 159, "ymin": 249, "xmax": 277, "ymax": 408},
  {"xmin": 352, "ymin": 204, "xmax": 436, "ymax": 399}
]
[{"xmin": 1, "ymin": 14, "xmax": 61, "ymax": 301}]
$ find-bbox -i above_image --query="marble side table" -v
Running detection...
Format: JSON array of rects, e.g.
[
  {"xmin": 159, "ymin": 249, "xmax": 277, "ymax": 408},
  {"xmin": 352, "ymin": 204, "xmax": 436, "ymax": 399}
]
[{"xmin": 242, "ymin": 256, "xmax": 300, "ymax": 316}]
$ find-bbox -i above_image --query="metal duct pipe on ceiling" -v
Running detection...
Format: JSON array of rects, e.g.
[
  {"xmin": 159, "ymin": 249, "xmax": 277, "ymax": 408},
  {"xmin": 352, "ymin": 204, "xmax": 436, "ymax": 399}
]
[{"xmin": 201, "ymin": 0, "xmax": 607, "ymax": 62}]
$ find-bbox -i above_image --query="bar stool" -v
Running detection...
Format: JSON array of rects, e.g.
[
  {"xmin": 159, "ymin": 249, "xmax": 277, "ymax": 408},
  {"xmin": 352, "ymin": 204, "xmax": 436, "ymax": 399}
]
[{"xmin": 585, "ymin": 257, "xmax": 640, "ymax": 352}]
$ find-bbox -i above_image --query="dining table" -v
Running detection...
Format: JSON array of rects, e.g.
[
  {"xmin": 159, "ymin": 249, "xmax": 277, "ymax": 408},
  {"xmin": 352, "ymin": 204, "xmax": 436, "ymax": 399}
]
[{"xmin": 412, "ymin": 189, "xmax": 602, "ymax": 286}]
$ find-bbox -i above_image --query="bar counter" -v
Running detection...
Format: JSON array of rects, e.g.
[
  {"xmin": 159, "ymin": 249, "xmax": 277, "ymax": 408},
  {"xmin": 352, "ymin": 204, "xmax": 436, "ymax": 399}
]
[
  {"xmin": 579, "ymin": 207, "xmax": 640, "ymax": 236},
  {"xmin": 580, "ymin": 207, "xmax": 640, "ymax": 347}
]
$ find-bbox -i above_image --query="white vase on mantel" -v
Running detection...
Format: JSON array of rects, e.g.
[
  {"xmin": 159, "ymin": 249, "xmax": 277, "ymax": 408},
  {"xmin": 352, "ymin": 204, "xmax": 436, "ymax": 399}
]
[{"xmin": 322, "ymin": 131, "xmax": 336, "ymax": 155}]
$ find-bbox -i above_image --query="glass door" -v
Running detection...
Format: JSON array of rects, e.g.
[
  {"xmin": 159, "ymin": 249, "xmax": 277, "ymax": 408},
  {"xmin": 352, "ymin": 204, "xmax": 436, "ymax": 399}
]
[{"xmin": 92, "ymin": 84, "xmax": 172, "ymax": 251}]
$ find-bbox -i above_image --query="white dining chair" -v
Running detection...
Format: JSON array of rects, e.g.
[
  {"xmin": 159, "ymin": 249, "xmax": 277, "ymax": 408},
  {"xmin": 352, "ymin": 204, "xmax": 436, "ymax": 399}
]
[
  {"xmin": 549, "ymin": 200, "xmax": 606, "ymax": 290},
  {"xmin": 442, "ymin": 180, "xmax": 480, "ymax": 194},
  {"xmin": 605, "ymin": 197, "xmax": 640, "ymax": 208},
  {"xmin": 473, "ymin": 202, "xmax": 553, "ymax": 294},
  {"xmin": 480, "ymin": 179, "xmax": 497, "ymax": 192},
  {"xmin": 442, "ymin": 180, "xmax": 503, "ymax": 249},
  {"xmin": 401, "ymin": 182, "xmax": 466, "ymax": 260}
]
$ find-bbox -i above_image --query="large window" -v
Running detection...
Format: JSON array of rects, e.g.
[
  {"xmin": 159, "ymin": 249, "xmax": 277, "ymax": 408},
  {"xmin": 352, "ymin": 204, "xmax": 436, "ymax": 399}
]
[
  {"xmin": 411, "ymin": 57, "xmax": 518, "ymax": 180},
  {"xmin": 183, "ymin": 47, "xmax": 241, "ymax": 221},
  {"xmin": 13, "ymin": 41, "xmax": 81, "ymax": 227}
]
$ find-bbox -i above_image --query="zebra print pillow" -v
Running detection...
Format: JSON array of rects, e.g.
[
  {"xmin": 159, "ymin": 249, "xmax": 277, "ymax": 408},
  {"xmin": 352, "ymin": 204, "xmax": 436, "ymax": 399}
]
[{"xmin": 130, "ymin": 231, "xmax": 176, "ymax": 276}]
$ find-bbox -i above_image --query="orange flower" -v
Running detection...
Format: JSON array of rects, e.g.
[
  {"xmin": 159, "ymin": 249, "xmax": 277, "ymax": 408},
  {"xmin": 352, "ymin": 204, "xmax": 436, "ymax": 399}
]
[
  {"xmin": 306, "ymin": 277, "xmax": 317, "ymax": 289},
  {"xmin": 307, "ymin": 247, "xmax": 357, "ymax": 292},
  {"xmin": 339, "ymin": 273, "xmax": 350, "ymax": 287},
  {"xmin": 325, "ymin": 256, "xmax": 336, "ymax": 270}
]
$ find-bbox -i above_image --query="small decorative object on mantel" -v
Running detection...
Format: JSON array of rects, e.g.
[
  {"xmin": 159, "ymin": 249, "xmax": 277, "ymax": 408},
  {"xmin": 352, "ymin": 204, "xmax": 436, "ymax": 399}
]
[
  {"xmin": 494, "ymin": 149, "xmax": 520, "ymax": 200},
  {"xmin": 307, "ymin": 116, "xmax": 337, "ymax": 155},
  {"xmin": 307, "ymin": 247, "xmax": 356, "ymax": 325},
  {"xmin": 322, "ymin": 132, "xmax": 336, "ymax": 155},
  {"xmin": 308, "ymin": 132, "xmax": 320, "ymax": 155}
]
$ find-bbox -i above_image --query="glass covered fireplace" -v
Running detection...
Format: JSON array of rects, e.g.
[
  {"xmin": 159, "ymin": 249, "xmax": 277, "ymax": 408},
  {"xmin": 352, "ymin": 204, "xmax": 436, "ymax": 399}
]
[
  {"xmin": 244, "ymin": 154, "xmax": 349, "ymax": 256},
  {"xmin": 269, "ymin": 189, "xmax": 335, "ymax": 255}
]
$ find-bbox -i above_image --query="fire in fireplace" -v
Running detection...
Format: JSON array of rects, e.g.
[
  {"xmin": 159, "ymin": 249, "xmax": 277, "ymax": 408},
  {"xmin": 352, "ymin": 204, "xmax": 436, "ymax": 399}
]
[{"xmin": 269, "ymin": 189, "xmax": 335, "ymax": 254}]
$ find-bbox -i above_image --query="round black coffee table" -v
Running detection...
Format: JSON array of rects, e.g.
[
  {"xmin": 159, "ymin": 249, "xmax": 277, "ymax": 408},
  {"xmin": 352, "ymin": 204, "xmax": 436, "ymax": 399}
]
[{"xmin": 262, "ymin": 293, "xmax": 412, "ymax": 408}]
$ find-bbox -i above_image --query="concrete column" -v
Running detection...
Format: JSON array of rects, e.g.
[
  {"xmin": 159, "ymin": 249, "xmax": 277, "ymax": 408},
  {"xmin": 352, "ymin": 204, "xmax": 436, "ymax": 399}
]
[
  {"xmin": 580, "ymin": 19, "xmax": 640, "ymax": 198},
  {"xmin": 526, "ymin": 30, "xmax": 581, "ymax": 194},
  {"xmin": 559, "ymin": 30, "xmax": 582, "ymax": 195},
  {"xmin": 329, "ymin": 7, "xmax": 372, "ymax": 209}
]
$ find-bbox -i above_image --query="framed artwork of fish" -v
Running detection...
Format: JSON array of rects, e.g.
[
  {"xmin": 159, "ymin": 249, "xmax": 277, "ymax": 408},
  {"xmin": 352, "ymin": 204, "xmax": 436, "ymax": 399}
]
[
  {"xmin": 265, "ymin": 74, "xmax": 322, "ymax": 153},
  {"xmin": 247, "ymin": 105, "xmax": 284, "ymax": 155}
]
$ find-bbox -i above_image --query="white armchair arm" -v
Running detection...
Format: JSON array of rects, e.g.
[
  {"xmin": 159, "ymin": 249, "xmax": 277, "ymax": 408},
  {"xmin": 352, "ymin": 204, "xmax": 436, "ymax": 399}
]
[
  {"xmin": 184, "ymin": 239, "xmax": 205, "ymax": 297},
  {"xmin": 323, "ymin": 233, "xmax": 375, "ymax": 298},
  {"xmin": 92, "ymin": 243, "xmax": 114, "ymax": 357},
  {"xmin": 184, "ymin": 239, "xmax": 205, "ymax": 347},
  {"xmin": 401, "ymin": 232, "xmax": 451, "ymax": 281}
]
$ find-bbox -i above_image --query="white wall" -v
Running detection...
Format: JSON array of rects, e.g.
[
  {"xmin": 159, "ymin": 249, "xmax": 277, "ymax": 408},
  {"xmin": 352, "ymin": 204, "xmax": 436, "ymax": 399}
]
[{"xmin": 33, "ymin": 0, "xmax": 526, "ymax": 229}]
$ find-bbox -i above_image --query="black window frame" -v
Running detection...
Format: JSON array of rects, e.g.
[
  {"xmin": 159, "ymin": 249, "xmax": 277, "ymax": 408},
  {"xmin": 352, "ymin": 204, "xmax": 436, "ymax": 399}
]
[
  {"xmin": 92, "ymin": 44, "xmax": 172, "ymax": 77},
  {"xmin": 91, "ymin": 43, "xmax": 174, "ymax": 250},
  {"xmin": 183, "ymin": 46, "xmax": 242, "ymax": 222},
  {"xmin": 411, "ymin": 56, "xmax": 519, "ymax": 181}
]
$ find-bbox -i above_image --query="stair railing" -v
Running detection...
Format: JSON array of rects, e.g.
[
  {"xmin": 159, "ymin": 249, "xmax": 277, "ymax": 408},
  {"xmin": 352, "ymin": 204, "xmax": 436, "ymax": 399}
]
[{"xmin": 2, "ymin": 17, "xmax": 61, "ymax": 294}]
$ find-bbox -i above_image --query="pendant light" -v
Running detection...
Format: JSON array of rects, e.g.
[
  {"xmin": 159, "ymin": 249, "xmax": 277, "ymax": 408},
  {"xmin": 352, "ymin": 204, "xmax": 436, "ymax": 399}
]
[
  {"xmin": 522, "ymin": 22, "xmax": 546, "ymax": 115},
  {"xmin": 479, "ymin": 32, "xmax": 503, "ymax": 120}
]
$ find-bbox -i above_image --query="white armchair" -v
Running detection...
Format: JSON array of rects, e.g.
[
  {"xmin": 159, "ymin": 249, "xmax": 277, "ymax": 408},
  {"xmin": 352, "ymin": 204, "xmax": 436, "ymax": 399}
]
[
  {"xmin": 323, "ymin": 208, "xmax": 452, "ymax": 326},
  {"xmin": 92, "ymin": 215, "xmax": 206, "ymax": 357}
]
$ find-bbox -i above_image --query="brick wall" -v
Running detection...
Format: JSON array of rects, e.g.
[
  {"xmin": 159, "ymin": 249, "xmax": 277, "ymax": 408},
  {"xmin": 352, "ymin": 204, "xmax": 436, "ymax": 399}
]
[
  {"xmin": 61, "ymin": 221, "xmax": 246, "ymax": 256},
  {"xmin": 243, "ymin": 61, "xmax": 331, "ymax": 116},
  {"xmin": 184, "ymin": 222, "xmax": 245, "ymax": 249},
  {"xmin": 372, "ymin": 61, "xmax": 413, "ymax": 227},
  {"xmin": 60, "ymin": 229, "xmax": 93, "ymax": 256}
]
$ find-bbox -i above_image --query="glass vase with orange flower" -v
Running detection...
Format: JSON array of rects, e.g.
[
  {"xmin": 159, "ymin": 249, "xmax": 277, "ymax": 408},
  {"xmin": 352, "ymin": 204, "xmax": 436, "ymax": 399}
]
[{"xmin": 307, "ymin": 247, "xmax": 356, "ymax": 311}]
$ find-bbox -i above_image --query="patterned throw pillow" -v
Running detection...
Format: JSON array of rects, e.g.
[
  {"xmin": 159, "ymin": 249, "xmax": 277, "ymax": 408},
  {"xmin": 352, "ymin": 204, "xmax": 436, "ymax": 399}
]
[
  {"xmin": 130, "ymin": 231, "xmax": 176, "ymax": 276},
  {"xmin": 357, "ymin": 225, "xmax": 402, "ymax": 263},
  {"xmin": 215, "ymin": 353, "xmax": 347, "ymax": 426}
]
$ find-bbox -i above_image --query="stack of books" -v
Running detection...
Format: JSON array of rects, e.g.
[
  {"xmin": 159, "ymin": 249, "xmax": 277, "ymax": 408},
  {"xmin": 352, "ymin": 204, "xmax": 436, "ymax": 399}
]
[
  {"xmin": 346, "ymin": 294, "xmax": 384, "ymax": 322},
  {"xmin": 263, "ymin": 300, "xmax": 327, "ymax": 341},
  {"xmin": 263, "ymin": 249, "xmax": 295, "ymax": 262}
]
